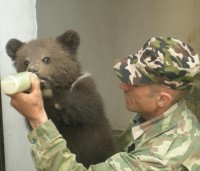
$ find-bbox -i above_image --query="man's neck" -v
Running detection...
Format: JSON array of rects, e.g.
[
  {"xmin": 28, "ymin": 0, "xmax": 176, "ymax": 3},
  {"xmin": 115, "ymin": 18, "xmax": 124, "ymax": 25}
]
[{"xmin": 142, "ymin": 103, "xmax": 178, "ymax": 121}]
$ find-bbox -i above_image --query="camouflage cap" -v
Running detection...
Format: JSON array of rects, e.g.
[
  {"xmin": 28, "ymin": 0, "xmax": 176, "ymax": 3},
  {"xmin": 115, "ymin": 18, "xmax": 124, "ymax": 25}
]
[{"xmin": 114, "ymin": 37, "xmax": 200, "ymax": 90}]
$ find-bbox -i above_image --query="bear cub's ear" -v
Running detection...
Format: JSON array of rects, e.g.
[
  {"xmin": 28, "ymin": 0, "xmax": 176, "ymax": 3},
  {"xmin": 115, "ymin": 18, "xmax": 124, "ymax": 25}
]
[
  {"xmin": 56, "ymin": 30, "xmax": 80, "ymax": 55},
  {"xmin": 6, "ymin": 39, "xmax": 24, "ymax": 61}
]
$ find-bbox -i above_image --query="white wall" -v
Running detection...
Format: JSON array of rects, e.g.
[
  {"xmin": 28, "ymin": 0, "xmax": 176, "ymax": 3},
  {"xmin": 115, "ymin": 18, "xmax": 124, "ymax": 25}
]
[
  {"xmin": 0, "ymin": 0, "xmax": 37, "ymax": 170},
  {"xmin": 36, "ymin": 0, "xmax": 200, "ymax": 131}
]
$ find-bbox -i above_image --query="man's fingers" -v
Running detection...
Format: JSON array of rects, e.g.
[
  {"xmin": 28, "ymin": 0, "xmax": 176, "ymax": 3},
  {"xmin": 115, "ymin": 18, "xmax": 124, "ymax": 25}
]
[
  {"xmin": 10, "ymin": 98, "xmax": 20, "ymax": 109},
  {"xmin": 30, "ymin": 73, "xmax": 40, "ymax": 91}
]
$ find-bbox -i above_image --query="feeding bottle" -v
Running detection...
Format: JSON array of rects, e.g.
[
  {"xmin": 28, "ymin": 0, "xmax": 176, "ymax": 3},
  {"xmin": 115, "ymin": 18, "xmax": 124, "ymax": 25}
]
[{"xmin": 1, "ymin": 72, "xmax": 34, "ymax": 95}]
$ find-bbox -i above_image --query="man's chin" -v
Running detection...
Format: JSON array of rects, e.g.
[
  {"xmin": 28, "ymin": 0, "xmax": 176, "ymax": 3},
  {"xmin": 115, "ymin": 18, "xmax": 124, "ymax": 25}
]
[{"xmin": 125, "ymin": 103, "xmax": 136, "ymax": 112}]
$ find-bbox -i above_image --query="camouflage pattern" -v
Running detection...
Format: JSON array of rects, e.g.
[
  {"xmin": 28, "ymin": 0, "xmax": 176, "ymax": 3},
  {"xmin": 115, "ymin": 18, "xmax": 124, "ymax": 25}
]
[
  {"xmin": 184, "ymin": 73, "xmax": 200, "ymax": 121},
  {"xmin": 28, "ymin": 100, "xmax": 200, "ymax": 171},
  {"xmin": 114, "ymin": 37, "xmax": 200, "ymax": 90}
]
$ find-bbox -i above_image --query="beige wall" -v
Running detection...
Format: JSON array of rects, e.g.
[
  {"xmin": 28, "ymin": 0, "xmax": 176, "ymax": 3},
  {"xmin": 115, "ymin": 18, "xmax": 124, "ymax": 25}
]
[{"xmin": 36, "ymin": 0, "xmax": 200, "ymax": 130}]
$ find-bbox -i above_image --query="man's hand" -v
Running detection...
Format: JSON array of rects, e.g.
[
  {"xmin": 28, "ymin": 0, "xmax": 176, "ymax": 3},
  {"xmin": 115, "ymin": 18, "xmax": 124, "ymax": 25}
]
[{"xmin": 8, "ymin": 74, "xmax": 48, "ymax": 129}]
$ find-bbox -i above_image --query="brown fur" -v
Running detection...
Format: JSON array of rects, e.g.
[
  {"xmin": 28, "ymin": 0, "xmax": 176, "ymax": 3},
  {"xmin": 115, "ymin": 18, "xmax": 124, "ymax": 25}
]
[{"xmin": 6, "ymin": 30, "xmax": 117, "ymax": 168}]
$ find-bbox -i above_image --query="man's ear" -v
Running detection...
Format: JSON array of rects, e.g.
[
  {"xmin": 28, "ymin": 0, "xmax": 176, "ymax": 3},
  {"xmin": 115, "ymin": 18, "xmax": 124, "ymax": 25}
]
[{"xmin": 157, "ymin": 92, "xmax": 172, "ymax": 107}]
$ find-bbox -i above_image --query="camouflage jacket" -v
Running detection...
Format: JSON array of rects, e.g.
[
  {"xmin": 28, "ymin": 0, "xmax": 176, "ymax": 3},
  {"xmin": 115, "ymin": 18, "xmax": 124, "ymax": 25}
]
[{"xmin": 28, "ymin": 100, "xmax": 200, "ymax": 171}]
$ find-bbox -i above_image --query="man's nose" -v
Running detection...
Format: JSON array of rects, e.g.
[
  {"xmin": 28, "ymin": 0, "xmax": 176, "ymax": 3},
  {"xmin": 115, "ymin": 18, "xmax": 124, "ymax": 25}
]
[{"xmin": 119, "ymin": 82, "xmax": 131, "ymax": 91}]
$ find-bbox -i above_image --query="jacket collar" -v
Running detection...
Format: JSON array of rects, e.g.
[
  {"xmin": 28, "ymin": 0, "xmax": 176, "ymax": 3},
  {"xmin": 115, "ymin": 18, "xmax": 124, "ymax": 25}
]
[{"xmin": 132, "ymin": 100, "xmax": 186, "ymax": 148}]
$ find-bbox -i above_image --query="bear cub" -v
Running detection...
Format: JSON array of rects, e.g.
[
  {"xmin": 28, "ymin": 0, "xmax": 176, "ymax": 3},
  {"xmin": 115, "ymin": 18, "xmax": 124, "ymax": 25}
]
[{"xmin": 6, "ymin": 30, "xmax": 117, "ymax": 168}]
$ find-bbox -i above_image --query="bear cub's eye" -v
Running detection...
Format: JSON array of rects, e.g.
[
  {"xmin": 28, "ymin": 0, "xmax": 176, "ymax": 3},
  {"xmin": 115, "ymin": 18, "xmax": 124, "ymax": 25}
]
[
  {"xmin": 24, "ymin": 60, "xmax": 29, "ymax": 67},
  {"xmin": 42, "ymin": 57, "xmax": 50, "ymax": 64}
]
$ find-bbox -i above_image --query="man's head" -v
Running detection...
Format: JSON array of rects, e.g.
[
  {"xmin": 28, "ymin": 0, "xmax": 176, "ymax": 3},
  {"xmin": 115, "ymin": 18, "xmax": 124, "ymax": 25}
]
[
  {"xmin": 114, "ymin": 37, "xmax": 200, "ymax": 119},
  {"xmin": 119, "ymin": 82, "xmax": 185, "ymax": 120}
]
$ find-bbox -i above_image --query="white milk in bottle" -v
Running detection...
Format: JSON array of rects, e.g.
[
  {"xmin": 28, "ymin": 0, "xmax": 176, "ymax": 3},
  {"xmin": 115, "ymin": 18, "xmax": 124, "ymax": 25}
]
[{"xmin": 1, "ymin": 72, "xmax": 33, "ymax": 95}]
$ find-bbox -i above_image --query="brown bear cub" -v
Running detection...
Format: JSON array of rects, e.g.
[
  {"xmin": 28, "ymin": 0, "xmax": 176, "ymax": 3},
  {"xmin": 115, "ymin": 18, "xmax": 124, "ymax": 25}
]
[{"xmin": 6, "ymin": 30, "xmax": 117, "ymax": 168}]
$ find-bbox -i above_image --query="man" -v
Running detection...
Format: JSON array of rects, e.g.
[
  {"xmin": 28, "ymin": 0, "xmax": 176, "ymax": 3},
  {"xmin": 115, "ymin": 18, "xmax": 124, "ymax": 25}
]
[{"xmin": 8, "ymin": 37, "xmax": 200, "ymax": 170}]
